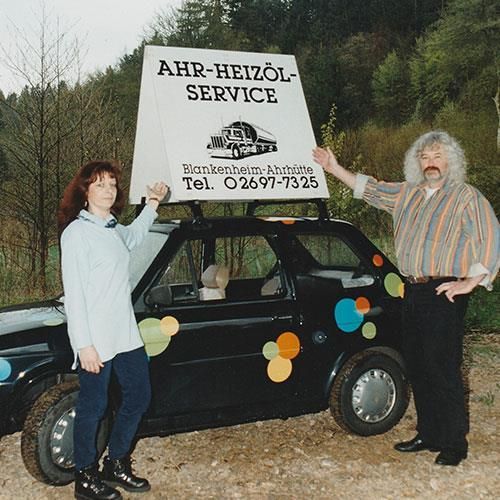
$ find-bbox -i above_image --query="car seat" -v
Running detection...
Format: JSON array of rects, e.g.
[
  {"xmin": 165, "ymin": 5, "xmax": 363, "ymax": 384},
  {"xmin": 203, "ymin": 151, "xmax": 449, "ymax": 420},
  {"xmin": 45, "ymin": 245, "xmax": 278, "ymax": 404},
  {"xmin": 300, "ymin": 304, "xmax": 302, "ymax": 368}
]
[
  {"xmin": 199, "ymin": 264, "xmax": 229, "ymax": 300},
  {"xmin": 260, "ymin": 276, "xmax": 282, "ymax": 296}
]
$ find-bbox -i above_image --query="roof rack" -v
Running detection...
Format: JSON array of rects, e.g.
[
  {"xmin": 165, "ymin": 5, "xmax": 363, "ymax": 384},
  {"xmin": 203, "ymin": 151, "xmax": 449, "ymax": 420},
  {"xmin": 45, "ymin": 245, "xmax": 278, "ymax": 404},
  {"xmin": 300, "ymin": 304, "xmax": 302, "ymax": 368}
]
[{"xmin": 138, "ymin": 198, "xmax": 329, "ymax": 221}]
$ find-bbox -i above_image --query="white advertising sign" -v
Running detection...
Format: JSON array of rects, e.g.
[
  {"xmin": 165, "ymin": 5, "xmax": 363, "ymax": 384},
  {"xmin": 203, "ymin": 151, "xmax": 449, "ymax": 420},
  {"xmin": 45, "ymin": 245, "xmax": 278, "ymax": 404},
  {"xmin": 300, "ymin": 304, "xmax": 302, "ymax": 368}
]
[{"xmin": 130, "ymin": 46, "xmax": 329, "ymax": 203}]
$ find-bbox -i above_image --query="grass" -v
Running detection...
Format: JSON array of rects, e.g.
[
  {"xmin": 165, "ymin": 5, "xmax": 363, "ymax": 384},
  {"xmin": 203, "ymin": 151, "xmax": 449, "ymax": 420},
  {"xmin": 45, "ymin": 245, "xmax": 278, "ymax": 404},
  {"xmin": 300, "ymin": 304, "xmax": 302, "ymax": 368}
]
[
  {"xmin": 468, "ymin": 343, "xmax": 500, "ymax": 358},
  {"xmin": 0, "ymin": 245, "xmax": 62, "ymax": 307},
  {"xmin": 471, "ymin": 391, "xmax": 496, "ymax": 407},
  {"xmin": 465, "ymin": 286, "xmax": 500, "ymax": 330}
]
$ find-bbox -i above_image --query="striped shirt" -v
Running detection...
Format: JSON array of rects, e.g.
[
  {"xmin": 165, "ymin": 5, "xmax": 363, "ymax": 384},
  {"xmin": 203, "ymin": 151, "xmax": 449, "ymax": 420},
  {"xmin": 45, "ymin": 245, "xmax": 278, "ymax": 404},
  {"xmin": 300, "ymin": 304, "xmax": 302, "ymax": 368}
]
[{"xmin": 354, "ymin": 174, "xmax": 499, "ymax": 289}]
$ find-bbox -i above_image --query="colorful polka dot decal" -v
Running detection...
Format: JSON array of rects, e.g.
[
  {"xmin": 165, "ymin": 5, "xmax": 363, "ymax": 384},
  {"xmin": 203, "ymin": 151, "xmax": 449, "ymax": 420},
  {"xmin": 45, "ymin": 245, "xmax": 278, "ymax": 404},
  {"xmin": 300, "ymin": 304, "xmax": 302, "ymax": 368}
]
[
  {"xmin": 355, "ymin": 297, "xmax": 370, "ymax": 314},
  {"xmin": 334, "ymin": 298, "xmax": 364, "ymax": 333},
  {"xmin": 276, "ymin": 331, "xmax": 300, "ymax": 359},
  {"xmin": 384, "ymin": 273, "xmax": 404, "ymax": 298},
  {"xmin": 262, "ymin": 331, "xmax": 300, "ymax": 383},
  {"xmin": 333, "ymin": 271, "xmax": 404, "ymax": 339},
  {"xmin": 262, "ymin": 341, "xmax": 279, "ymax": 360},
  {"xmin": 160, "ymin": 316, "xmax": 180, "ymax": 336},
  {"xmin": 267, "ymin": 356, "xmax": 292, "ymax": 383},
  {"xmin": 362, "ymin": 322, "xmax": 377, "ymax": 339},
  {"xmin": 0, "ymin": 359, "xmax": 12, "ymax": 381},
  {"xmin": 334, "ymin": 296, "xmax": 377, "ymax": 339},
  {"xmin": 138, "ymin": 316, "xmax": 180, "ymax": 358},
  {"xmin": 372, "ymin": 254, "xmax": 384, "ymax": 267},
  {"xmin": 136, "ymin": 271, "xmax": 404, "ymax": 377}
]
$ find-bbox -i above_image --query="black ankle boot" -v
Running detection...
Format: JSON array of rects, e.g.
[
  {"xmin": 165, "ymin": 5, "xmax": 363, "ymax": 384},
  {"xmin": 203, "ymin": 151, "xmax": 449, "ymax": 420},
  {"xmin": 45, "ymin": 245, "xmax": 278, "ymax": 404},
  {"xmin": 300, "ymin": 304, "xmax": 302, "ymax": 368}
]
[
  {"xmin": 74, "ymin": 465, "xmax": 122, "ymax": 500},
  {"xmin": 102, "ymin": 455, "xmax": 151, "ymax": 493}
]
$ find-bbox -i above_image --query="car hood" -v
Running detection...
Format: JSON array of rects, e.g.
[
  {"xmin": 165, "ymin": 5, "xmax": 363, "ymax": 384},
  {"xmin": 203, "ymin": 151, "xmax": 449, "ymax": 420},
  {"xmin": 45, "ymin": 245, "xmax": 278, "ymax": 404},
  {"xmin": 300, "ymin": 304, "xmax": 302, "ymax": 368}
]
[{"xmin": 0, "ymin": 299, "xmax": 66, "ymax": 336}]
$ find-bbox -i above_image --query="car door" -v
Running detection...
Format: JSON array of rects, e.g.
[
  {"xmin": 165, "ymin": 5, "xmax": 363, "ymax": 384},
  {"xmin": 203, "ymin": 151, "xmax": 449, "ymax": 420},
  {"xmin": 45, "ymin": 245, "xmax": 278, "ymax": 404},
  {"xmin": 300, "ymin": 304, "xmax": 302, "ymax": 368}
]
[
  {"xmin": 135, "ymin": 230, "xmax": 302, "ymax": 425},
  {"xmin": 280, "ymin": 226, "xmax": 391, "ymax": 400}
]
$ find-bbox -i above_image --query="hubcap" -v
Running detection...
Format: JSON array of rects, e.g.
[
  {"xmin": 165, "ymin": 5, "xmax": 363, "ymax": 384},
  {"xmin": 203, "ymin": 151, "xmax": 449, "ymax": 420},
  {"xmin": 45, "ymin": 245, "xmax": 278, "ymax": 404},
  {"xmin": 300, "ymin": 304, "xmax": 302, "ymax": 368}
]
[
  {"xmin": 351, "ymin": 368, "xmax": 396, "ymax": 422},
  {"xmin": 50, "ymin": 408, "xmax": 75, "ymax": 469}
]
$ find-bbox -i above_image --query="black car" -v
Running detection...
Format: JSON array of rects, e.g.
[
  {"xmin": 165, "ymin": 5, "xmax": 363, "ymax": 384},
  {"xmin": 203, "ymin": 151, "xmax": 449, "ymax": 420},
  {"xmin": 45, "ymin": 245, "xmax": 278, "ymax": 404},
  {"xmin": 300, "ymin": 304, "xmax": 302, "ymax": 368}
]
[{"xmin": 0, "ymin": 204, "xmax": 409, "ymax": 485}]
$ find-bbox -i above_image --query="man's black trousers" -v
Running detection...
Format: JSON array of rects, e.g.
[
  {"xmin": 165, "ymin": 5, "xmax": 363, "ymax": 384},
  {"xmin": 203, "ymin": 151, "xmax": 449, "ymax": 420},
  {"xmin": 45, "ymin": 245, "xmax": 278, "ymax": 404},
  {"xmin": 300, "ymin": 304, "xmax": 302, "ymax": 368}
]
[{"xmin": 402, "ymin": 278, "xmax": 469, "ymax": 455}]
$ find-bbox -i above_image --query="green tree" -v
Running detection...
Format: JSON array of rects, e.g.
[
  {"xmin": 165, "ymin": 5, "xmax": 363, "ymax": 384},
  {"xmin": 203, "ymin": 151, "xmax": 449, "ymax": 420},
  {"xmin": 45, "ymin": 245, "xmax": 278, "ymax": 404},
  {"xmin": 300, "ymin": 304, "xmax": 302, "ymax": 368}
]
[
  {"xmin": 295, "ymin": 43, "xmax": 341, "ymax": 140},
  {"xmin": 0, "ymin": 7, "xmax": 82, "ymax": 292},
  {"xmin": 226, "ymin": 0, "xmax": 288, "ymax": 51},
  {"xmin": 0, "ymin": 5, "xmax": 123, "ymax": 301},
  {"xmin": 409, "ymin": 0, "xmax": 499, "ymax": 148},
  {"xmin": 372, "ymin": 50, "xmax": 412, "ymax": 125},
  {"xmin": 154, "ymin": 0, "xmax": 237, "ymax": 49},
  {"xmin": 319, "ymin": 104, "xmax": 363, "ymax": 221},
  {"xmin": 335, "ymin": 32, "xmax": 389, "ymax": 128}
]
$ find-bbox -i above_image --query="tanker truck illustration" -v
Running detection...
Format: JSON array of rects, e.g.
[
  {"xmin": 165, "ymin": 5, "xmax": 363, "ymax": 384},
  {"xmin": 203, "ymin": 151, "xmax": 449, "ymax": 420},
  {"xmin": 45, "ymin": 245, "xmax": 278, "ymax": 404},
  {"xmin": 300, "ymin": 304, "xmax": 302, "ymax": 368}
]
[{"xmin": 207, "ymin": 120, "xmax": 278, "ymax": 159}]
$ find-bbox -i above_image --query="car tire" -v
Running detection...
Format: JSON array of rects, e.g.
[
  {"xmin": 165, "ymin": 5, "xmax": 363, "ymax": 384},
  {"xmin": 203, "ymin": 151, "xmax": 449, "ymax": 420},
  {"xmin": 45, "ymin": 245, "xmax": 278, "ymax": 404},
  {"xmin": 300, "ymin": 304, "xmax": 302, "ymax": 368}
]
[
  {"xmin": 329, "ymin": 352, "xmax": 409, "ymax": 436},
  {"xmin": 21, "ymin": 380, "xmax": 110, "ymax": 485}
]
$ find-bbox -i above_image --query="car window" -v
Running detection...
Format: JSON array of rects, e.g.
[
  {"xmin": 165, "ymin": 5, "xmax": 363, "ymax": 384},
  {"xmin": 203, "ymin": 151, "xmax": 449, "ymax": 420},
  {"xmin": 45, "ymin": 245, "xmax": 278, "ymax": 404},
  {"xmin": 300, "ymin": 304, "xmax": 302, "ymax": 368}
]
[
  {"xmin": 129, "ymin": 232, "xmax": 168, "ymax": 290},
  {"xmin": 157, "ymin": 234, "xmax": 283, "ymax": 304},
  {"xmin": 211, "ymin": 235, "xmax": 283, "ymax": 300},
  {"xmin": 160, "ymin": 240, "xmax": 203, "ymax": 286},
  {"xmin": 296, "ymin": 234, "xmax": 359, "ymax": 267},
  {"xmin": 214, "ymin": 236, "xmax": 274, "ymax": 278},
  {"xmin": 295, "ymin": 233, "xmax": 374, "ymax": 288},
  {"xmin": 157, "ymin": 240, "xmax": 202, "ymax": 302}
]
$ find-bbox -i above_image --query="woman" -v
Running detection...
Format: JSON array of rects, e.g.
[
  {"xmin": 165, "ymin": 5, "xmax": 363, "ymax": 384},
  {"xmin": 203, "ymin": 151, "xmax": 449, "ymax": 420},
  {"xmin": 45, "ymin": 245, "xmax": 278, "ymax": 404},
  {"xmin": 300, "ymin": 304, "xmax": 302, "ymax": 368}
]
[{"xmin": 58, "ymin": 161, "xmax": 168, "ymax": 500}]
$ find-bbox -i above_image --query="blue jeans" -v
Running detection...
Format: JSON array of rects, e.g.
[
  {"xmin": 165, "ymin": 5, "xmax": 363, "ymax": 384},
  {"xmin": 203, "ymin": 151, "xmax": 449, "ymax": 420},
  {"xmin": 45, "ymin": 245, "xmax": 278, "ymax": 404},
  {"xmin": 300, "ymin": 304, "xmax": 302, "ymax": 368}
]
[
  {"xmin": 402, "ymin": 278, "xmax": 469, "ymax": 454},
  {"xmin": 74, "ymin": 347, "xmax": 151, "ymax": 470}
]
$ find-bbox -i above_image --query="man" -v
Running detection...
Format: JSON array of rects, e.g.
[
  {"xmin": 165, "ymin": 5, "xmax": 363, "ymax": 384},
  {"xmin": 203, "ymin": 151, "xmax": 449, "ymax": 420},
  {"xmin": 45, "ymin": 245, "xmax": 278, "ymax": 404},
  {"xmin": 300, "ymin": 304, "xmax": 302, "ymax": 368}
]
[{"xmin": 313, "ymin": 130, "xmax": 499, "ymax": 466}]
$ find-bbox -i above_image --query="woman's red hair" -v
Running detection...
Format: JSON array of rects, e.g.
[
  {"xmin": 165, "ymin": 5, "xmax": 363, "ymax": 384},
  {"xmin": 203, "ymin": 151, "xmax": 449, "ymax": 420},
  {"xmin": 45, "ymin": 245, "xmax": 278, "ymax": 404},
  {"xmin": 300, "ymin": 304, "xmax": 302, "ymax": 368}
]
[{"xmin": 58, "ymin": 161, "xmax": 126, "ymax": 234}]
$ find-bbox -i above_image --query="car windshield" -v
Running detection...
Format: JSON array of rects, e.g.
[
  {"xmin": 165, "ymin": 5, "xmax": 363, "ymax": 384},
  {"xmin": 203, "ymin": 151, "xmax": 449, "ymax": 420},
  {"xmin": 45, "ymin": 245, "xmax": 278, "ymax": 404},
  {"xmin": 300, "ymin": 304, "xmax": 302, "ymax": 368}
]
[{"xmin": 129, "ymin": 231, "xmax": 169, "ymax": 290}]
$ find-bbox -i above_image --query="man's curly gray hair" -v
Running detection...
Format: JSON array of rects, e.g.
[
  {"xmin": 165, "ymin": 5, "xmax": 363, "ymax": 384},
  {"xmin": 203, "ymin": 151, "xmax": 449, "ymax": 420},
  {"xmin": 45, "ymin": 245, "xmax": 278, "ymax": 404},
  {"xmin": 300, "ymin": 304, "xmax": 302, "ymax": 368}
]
[{"xmin": 403, "ymin": 130, "xmax": 466, "ymax": 185}]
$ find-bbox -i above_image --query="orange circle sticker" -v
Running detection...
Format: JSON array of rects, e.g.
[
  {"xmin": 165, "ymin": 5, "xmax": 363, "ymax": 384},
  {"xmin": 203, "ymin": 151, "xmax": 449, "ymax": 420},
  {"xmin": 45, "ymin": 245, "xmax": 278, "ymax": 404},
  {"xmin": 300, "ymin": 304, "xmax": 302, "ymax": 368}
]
[
  {"xmin": 160, "ymin": 316, "xmax": 180, "ymax": 336},
  {"xmin": 355, "ymin": 297, "xmax": 370, "ymax": 314},
  {"xmin": 372, "ymin": 254, "xmax": 384, "ymax": 267},
  {"xmin": 267, "ymin": 356, "xmax": 293, "ymax": 383},
  {"xmin": 276, "ymin": 332, "xmax": 300, "ymax": 360}
]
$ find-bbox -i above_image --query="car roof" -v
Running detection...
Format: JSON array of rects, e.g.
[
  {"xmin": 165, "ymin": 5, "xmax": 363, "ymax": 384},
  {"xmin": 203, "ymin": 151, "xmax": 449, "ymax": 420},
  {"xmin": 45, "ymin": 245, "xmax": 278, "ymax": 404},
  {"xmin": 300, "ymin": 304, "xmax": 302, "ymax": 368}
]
[{"xmin": 151, "ymin": 216, "xmax": 355, "ymax": 235}]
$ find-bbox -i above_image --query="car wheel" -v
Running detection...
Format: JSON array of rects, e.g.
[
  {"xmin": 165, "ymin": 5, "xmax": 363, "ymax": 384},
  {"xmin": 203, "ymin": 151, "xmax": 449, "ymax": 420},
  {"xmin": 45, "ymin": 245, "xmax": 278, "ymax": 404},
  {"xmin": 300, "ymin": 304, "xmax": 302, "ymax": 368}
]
[
  {"xmin": 21, "ymin": 380, "xmax": 110, "ymax": 485},
  {"xmin": 329, "ymin": 353, "xmax": 409, "ymax": 436}
]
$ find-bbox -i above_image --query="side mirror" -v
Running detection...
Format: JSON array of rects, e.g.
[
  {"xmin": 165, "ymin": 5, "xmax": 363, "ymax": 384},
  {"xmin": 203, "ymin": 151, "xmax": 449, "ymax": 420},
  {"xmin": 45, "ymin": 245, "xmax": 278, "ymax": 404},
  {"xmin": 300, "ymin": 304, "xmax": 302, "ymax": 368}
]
[{"xmin": 145, "ymin": 284, "xmax": 173, "ymax": 307}]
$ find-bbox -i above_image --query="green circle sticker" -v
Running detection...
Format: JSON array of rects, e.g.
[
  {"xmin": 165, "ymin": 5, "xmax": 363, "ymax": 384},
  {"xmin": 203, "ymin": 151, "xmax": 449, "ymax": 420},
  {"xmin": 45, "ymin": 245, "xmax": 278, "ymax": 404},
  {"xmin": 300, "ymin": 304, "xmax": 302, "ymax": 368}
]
[
  {"xmin": 384, "ymin": 273, "xmax": 403, "ymax": 298},
  {"xmin": 262, "ymin": 341, "xmax": 279, "ymax": 360},
  {"xmin": 138, "ymin": 318, "xmax": 171, "ymax": 357},
  {"xmin": 362, "ymin": 322, "xmax": 377, "ymax": 339}
]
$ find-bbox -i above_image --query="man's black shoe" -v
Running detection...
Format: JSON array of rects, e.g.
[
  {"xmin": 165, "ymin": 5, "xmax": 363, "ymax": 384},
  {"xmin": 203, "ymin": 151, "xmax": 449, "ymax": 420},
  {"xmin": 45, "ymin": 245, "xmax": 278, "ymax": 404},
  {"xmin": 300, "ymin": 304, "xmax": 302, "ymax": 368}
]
[
  {"xmin": 102, "ymin": 455, "xmax": 151, "ymax": 493},
  {"xmin": 435, "ymin": 450, "xmax": 466, "ymax": 466},
  {"xmin": 394, "ymin": 436, "xmax": 440, "ymax": 453},
  {"xmin": 74, "ymin": 465, "xmax": 122, "ymax": 500}
]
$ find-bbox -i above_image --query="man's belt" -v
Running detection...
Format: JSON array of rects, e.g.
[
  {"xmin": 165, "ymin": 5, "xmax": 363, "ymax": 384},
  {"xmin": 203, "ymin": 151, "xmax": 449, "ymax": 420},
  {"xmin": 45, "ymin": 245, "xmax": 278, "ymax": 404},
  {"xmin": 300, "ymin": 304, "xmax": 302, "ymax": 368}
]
[{"xmin": 405, "ymin": 275, "xmax": 458, "ymax": 284}]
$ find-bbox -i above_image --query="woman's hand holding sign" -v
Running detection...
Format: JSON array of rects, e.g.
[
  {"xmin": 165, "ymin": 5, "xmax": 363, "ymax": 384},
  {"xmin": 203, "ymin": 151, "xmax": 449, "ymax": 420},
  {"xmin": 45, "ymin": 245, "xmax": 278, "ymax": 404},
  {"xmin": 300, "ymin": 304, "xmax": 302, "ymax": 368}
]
[{"xmin": 146, "ymin": 182, "xmax": 169, "ymax": 209}]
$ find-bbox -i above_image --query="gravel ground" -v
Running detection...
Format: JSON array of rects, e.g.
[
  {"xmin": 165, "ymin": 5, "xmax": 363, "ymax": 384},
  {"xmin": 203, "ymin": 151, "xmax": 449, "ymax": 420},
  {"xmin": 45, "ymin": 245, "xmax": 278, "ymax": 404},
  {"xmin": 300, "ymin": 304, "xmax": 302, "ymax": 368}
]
[{"xmin": 0, "ymin": 333, "xmax": 498, "ymax": 500}]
